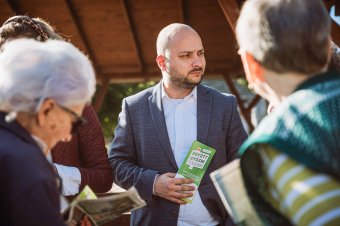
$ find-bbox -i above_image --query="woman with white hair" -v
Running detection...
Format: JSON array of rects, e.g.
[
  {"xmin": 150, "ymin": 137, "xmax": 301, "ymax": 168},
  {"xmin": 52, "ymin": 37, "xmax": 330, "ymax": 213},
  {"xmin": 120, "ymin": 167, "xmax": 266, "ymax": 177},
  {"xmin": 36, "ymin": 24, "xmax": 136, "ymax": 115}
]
[
  {"xmin": 0, "ymin": 15, "xmax": 114, "ymax": 196},
  {"xmin": 0, "ymin": 39, "xmax": 96, "ymax": 225}
]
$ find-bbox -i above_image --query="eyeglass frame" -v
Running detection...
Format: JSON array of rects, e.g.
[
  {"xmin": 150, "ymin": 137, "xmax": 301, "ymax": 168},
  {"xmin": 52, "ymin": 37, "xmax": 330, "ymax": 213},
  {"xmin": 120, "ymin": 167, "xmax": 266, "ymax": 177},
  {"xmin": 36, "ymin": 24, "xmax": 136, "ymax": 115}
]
[{"xmin": 57, "ymin": 104, "xmax": 87, "ymax": 135}]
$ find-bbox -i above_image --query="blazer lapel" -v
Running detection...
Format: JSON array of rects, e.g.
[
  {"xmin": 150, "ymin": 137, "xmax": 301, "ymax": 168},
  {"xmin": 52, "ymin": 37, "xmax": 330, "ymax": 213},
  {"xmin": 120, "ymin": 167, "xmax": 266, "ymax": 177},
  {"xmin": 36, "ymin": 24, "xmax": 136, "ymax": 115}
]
[
  {"xmin": 197, "ymin": 85, "xmax": 212, "ymax": 144},
  {"xmin": 148, "ymin": 83, "xmax": 178, "ymax": 170}
]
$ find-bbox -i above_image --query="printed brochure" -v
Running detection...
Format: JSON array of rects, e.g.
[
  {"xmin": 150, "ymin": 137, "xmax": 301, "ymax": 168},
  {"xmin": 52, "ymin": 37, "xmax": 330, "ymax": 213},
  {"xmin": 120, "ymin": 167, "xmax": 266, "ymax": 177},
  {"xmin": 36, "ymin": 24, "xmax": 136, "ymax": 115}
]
[
  {"xmin": 63, "ymin": 185, "xmax": 146, "ymax": 226},
  {"xmin": 175, "ymin": 140, "xmax": 216, "ymax": 203}
]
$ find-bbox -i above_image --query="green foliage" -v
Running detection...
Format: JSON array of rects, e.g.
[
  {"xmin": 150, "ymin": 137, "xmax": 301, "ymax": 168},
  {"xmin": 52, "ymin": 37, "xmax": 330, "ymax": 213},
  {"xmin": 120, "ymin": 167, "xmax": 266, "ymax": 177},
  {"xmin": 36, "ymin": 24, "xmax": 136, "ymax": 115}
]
[
  {"xmin": 235, "ymin": 77, "xmax": 248, "ymax": 87},
  {"xmin": 95, "ymin": 81, "xmax": 156, "ymax": 141}
]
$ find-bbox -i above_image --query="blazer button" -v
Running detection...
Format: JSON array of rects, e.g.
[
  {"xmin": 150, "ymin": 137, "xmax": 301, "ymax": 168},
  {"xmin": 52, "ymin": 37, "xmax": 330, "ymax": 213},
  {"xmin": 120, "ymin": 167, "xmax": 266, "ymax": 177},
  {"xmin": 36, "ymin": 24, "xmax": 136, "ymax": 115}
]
[{"xmin": 171, "ymin": 210, "xmax": 178, "ymax": 217}]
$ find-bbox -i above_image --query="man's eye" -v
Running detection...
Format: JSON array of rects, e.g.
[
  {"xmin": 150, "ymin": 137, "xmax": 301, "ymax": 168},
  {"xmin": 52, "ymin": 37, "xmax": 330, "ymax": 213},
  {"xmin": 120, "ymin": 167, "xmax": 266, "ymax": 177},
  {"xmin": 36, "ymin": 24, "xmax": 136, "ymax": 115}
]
[{"xmin": 180, "ymin": 54, "xmax": 190, "ymax": 58}]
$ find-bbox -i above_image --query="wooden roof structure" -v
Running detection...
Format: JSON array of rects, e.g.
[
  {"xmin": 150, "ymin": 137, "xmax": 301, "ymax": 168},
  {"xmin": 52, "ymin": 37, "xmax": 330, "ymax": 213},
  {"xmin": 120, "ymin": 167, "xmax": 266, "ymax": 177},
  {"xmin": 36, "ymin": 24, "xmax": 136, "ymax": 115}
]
[
  {"xmin": 0, "ymin": 0, "xmax": 246, "ymax": 81},
  {"xmin": 0, "ymin": 0, "xmax": 339, "ymax": 131}
]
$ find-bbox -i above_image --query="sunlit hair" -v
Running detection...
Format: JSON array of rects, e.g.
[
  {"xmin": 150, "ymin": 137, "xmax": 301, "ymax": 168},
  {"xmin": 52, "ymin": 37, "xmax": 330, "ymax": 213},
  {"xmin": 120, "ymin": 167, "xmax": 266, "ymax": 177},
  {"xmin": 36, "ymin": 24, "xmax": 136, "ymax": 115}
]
[
  {"xmin": 0, "ymin": 39, "xmax": 96, "ymax": 113},
  {"xmin": 0, "ymin": 15, "xmax": 62, "ymax": 47},
  {"xmin": 329, "ymin": 41, "xmax": 340, "ymax": 72},
  {"xmin": 236, "ymin": 0, "xmax": 331, "ymax": 75}
]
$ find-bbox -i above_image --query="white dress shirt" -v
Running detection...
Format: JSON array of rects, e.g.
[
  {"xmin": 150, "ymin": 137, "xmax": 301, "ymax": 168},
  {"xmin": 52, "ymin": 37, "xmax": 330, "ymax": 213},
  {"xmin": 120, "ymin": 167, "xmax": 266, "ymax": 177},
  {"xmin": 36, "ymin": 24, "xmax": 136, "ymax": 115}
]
[
  {"xmin": 31, "ymin": 135, "xmax": 76, "ymax": 209},
  {"xmin": 162, "ymin": 84, "xmax": 218, "ymax": 226},
  {"xmin": 53, "ymin": 163, "xmax": 81, "ymax": 195},
  {"xmin": 43, "ymin": 143, "xmax": 81, "ymax": 196}
]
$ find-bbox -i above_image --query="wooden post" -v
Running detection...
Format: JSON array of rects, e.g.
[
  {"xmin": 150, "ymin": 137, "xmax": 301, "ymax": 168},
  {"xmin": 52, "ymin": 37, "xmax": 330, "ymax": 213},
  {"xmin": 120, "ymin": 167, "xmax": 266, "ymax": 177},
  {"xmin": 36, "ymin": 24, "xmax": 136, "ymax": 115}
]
[
  {"xmin": 93, "ymin": 77, "xmax": 110, "ymax": 113},
  {"xmin": 217, "ymin": 0, "xmax": 240, "ymax": 33},
  {"xmin": 223, "ymin": 74, "xmax": 255, "ymax": 132},
  {"xmin": 219, "ymin": 0, "xmax": 263, "ymax": 131}
]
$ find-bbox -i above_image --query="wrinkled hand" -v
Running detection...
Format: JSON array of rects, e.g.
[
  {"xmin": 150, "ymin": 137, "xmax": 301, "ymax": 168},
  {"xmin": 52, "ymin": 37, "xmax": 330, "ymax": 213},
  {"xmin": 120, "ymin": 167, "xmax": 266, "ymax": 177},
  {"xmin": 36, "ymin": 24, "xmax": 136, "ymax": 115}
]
[
  {"xmin": 154, "ymin": 172, "xmax": 195, "ymax": 204},
  {"xmin": 65, "ymin": 212, "xmax": 92, "ymax": 226},
  {"xmin": 78, "ymin": 216, "xmax": 92, "ymax": 226}
]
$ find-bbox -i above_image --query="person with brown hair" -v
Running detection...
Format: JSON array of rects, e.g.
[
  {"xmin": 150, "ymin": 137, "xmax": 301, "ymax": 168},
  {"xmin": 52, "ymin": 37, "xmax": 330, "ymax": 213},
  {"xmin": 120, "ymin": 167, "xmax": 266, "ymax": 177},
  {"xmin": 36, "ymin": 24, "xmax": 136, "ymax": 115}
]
[{"xmin": 0, "ymin": 15, "xmax": 113, "ymax": 196}]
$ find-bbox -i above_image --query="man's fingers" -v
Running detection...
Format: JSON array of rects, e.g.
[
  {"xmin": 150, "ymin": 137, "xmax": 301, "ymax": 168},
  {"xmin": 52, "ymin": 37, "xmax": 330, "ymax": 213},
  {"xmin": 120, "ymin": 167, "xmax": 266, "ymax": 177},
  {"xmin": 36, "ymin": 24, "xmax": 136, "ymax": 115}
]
[
  {"xmin": 173, "ymin": 177, "xmax": 194, "ymax": 185},
  {"xmin": 169, "ymin": 196, "xmax": 188, "ymax": 205},
  {"xmin": 167, "ymin": 190, "xmax": 193, "ymax": 204},
  {"xmin": 176, "ymin": 184, "xmax": 195, "ymax": 191},
  {"xmin": 154, "ymin": 173, "xmax": 196, "ymax": 205},
  {"xmin": 164, "ymin": 172, "xmax": 176, "ymax": 178},
  {"xmin": 170, "ymin": 190, "xmax": 193, "ymax": 199}
]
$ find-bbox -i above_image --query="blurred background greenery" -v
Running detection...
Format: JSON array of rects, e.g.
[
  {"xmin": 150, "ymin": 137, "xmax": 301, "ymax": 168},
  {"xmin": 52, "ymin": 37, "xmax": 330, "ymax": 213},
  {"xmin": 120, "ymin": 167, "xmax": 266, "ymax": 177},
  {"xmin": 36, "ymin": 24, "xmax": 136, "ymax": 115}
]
[{"xmin": 95, "ymin": 81, "xmax": 156, "ymax": 142}]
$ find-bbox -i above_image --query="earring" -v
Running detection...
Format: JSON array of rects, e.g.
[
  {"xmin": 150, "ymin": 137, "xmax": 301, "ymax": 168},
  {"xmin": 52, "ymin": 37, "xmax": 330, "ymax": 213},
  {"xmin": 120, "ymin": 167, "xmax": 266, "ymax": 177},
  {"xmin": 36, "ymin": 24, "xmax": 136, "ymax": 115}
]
[{"xmin": 5, "ymin": 111, "xmax": 17, "ymax": 123}]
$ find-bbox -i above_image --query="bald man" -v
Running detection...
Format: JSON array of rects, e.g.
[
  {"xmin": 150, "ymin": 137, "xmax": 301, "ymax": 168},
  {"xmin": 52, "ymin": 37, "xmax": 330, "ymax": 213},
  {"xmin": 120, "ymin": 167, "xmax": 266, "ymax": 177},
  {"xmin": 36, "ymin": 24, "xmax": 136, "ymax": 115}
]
[{"xmin": 109, "ymin": 23, "xmax": 247, "ymax": 226}]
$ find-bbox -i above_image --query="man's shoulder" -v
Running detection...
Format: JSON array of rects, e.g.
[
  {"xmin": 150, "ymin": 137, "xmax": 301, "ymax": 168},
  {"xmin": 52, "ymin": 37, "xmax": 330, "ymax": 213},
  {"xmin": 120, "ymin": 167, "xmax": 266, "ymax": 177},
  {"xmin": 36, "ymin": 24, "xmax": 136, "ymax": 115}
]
[
  {"xmin": 199, "ymin": 84, "xmax": 236, "ymax": 102},
  {"xmin": 125, "ymin": 84, "xmax": 158, "ymax": 104}
]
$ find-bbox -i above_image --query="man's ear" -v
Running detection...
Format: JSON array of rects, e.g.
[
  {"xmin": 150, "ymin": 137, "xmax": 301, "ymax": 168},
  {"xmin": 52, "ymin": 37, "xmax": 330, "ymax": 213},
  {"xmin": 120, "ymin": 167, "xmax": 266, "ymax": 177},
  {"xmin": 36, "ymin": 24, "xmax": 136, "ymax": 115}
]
[
  {"xmin": 243, "ymin": 52, "xmax": 265, "ymax": 83},
  {"xmin": 156, "ymin": 55, "xmax": 166, "ymax": 71},
  {"xmin": 36, "ymin": 99, "xmax": 55, "ymax": 127}
]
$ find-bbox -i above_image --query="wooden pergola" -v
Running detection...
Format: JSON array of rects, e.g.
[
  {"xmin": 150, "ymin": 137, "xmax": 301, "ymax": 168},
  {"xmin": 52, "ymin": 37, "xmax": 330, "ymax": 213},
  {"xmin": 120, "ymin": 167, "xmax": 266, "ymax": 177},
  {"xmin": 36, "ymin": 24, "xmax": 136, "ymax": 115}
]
[{"xmin": 0, "ymin": 0, "xmax": 338, "ymax": 132}]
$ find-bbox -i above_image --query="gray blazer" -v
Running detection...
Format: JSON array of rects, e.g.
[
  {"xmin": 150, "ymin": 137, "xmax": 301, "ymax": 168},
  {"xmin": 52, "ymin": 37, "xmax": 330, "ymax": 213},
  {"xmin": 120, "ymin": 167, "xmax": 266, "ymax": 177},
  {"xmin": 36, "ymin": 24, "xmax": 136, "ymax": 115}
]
[{"xmin": 109, "ymin": 82, "xmax": 247, "ymax": 226}]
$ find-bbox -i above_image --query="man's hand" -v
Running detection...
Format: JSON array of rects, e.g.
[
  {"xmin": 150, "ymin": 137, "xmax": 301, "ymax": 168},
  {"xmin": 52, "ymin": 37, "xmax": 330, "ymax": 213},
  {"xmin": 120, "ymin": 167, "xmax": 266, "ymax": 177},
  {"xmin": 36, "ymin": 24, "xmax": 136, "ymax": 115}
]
[{"xmin": 154, "ymin": 172, "xmax": 195, "ymax": 204}]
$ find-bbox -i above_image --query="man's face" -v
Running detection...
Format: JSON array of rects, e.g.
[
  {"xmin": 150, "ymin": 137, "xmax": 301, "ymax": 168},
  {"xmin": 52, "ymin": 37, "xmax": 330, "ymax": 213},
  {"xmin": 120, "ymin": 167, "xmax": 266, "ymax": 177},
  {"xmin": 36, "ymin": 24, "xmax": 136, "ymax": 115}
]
[{"xmin": 164, "ymin": 30, "xmax": 206, "ymax": 89}]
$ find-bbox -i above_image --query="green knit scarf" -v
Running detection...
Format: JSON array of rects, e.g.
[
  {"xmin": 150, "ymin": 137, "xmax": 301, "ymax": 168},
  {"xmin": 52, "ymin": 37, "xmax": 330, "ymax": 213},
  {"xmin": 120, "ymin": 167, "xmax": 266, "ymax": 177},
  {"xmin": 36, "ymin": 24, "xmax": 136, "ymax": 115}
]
[
  {"xmin": 238, "ymin": 71, "xmax": 340, "ymax": 226},
  {"xmin": 240, "ymin": 71, "xmax": 340, "ymax": 180}
]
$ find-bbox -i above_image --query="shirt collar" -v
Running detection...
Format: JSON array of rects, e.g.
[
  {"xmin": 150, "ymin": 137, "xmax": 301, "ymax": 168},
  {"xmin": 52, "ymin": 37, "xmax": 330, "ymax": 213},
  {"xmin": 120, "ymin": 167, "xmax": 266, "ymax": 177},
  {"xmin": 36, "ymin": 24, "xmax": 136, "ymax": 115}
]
[
  {"xmin": 161, "ymin": 81, "xmax": 197, "ymax": 100},
  {"xmin": 31, "ymin": 134, "xmax": 48, "ymax": 154}
]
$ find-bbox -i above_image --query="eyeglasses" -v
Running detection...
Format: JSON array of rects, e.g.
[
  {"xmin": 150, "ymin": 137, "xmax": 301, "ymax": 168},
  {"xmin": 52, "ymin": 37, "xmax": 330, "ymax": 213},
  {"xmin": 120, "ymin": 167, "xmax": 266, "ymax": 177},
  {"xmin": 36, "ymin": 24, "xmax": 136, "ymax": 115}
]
[{"xmin": 58, "ymin": 105, "xmax": 87, "ymax": 135}]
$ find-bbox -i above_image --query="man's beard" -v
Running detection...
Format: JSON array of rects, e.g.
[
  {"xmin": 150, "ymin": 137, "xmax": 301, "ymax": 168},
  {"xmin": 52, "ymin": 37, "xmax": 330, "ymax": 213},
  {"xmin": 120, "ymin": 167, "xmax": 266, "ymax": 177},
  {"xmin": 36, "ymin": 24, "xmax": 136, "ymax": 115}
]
[{"xmin": 167, "ymin": 65, "xmax": 204, "ymax": 89}]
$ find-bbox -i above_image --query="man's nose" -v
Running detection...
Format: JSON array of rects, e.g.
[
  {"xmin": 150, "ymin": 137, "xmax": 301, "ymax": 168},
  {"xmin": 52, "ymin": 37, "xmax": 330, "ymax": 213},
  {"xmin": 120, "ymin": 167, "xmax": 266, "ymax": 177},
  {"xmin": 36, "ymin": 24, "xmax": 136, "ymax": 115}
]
[{"xmin": 192, "ymin": 55, "xmax": 204, "ymax": 68}]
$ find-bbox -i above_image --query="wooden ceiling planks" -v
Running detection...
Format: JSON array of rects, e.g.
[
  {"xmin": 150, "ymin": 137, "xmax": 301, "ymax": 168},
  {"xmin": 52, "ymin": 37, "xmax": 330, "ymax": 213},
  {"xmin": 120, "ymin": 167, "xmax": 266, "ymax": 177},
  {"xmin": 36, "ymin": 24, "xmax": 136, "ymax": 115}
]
[
  {"xmin": 1, "ymin": 0, "xmax": 338, "ymax": 83},
  {"xmin": 0, "ymin": 1, "xmax": 14, "ymax": 24},
  {"xmin": 0, "ymin": 0, "xmax": 246, "ymax": 81},
  {"xmin": 218, "ymin": 0, "xmax": 239, "ymax": 34},
  {"xmin": 6, "ymin": 0, "xmax": 88, "ymax": 54},
  {"xmin": 65, "ymin": 0, "xmax": 101, "ymax": 77},
  {"xmin": 185, "ymin": 0, "xmax": 241, "ymax": 73},
  {"xmin": 70, "ymin": 0, "xmax": 142, "ymax": 76},
  {"xmin": 128, "ymin": 0, "xmax": 182, "ymax": 65}
]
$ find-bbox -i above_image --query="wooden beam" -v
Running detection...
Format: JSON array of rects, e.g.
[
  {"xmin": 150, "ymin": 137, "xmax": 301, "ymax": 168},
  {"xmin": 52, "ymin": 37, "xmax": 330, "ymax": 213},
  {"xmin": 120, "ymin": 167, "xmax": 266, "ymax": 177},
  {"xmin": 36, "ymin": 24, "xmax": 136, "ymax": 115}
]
[
  {"xmin": 93, "ymin": 77, "xmax": 111, "ymax": 112},
  {"xmin": 5, "ymin": 0, "xmax": 22, "ymax": 14},
  {"xmin": 65, "ymin": 0, "xmax": 101, "ymax": 77},
  {"xmin": 219, "ymin": 0, "xmax": 261, "ymax": 131},
  {"xmin": 0, "ymin": 1, "xmax": 15, "ymax": 23},
  {"xmin": 179, "ymin": 0, "xmax": 188, "ymax": 24},
  {"xmin": 218, "ymin": 0, "xmax": 240, "ymax": 34},
  {"xmin": 121, "ymin": 0, "xmax": 143, "ymax": 72},
  {"xmin": 223, "ymin": 74, "xmax": 254, "ymax": 132},
  {"xmin": 246, "ymin": 94, "xmax": 261, "ymax": 112}
]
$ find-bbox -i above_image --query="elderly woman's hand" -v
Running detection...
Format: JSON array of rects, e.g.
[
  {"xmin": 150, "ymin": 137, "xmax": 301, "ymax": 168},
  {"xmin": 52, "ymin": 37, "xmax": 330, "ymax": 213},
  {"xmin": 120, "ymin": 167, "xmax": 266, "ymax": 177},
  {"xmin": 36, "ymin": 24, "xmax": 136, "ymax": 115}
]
[
  {"xmin": 78, "ymin": 216, "xmax": 92, "ymax": 226},
  {"xmin": 66, "ymin": 215, "xmax": 92, "ymax": 226}
]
